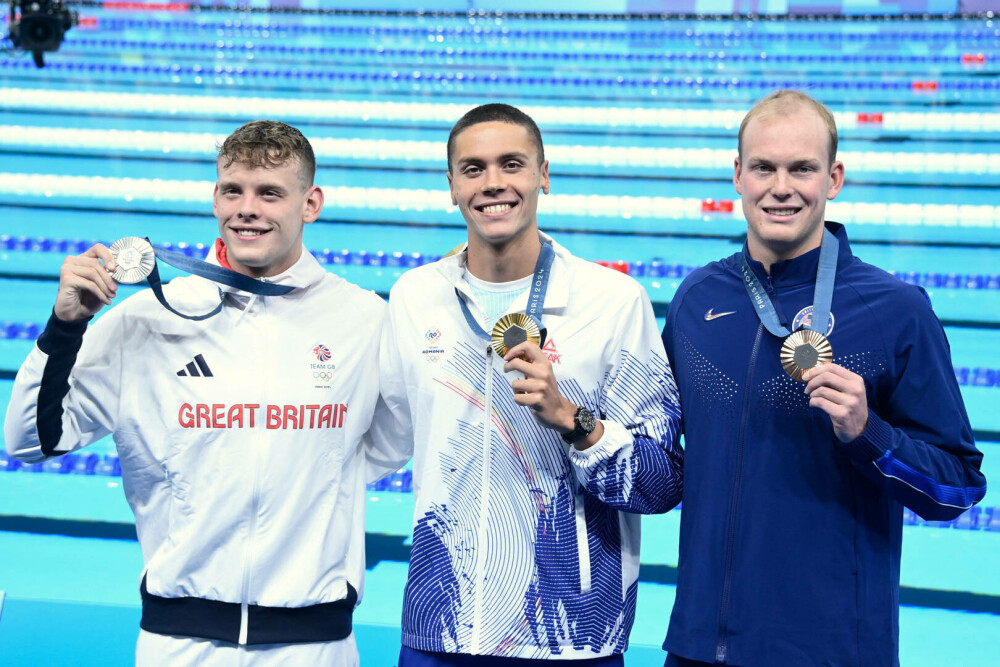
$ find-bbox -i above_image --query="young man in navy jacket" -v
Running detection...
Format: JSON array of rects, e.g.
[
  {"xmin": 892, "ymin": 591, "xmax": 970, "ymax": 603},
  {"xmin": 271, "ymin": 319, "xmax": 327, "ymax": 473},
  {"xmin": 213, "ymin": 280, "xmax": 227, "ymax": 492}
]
[{"xmin": 660, "ymin": 90, "xmax": 986, "ymax": 666}]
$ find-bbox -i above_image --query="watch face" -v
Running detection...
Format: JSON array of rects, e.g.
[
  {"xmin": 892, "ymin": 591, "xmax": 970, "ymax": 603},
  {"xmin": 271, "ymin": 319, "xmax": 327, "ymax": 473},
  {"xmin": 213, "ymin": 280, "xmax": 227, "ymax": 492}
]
[{"xmin": 578, "ymin": 407, "xmax": 597, "ymax": 433}]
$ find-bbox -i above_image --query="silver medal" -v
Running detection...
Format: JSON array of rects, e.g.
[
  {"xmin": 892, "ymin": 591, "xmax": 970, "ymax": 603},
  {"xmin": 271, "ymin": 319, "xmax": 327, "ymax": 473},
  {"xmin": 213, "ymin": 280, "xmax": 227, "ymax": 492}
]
[{"xmin": 109, "ymin": 237, "xmax": 156, "ymax": 284}]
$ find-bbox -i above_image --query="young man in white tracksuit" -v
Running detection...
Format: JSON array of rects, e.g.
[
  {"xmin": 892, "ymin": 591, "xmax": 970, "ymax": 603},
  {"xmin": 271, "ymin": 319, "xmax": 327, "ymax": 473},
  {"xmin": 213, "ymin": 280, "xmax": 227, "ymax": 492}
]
[
  {"xmin": 5, "ymin": 121, "xmax": 387, "ymax": 665},
  {"xmin": 371, "ymin": 103, "xmax": 685, "ymax": 664}
]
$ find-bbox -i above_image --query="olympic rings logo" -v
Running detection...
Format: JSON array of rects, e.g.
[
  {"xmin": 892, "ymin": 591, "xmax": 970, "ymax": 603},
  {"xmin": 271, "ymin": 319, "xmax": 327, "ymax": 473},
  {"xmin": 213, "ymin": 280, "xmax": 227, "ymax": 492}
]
[{"xmin": 313, "ymin": 371, "xmax": 333, "ymax": 381}]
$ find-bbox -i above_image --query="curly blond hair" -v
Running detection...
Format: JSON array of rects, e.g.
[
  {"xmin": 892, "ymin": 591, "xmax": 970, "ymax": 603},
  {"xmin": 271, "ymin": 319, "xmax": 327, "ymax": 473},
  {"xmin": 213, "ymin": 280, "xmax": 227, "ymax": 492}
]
[{"xmin": 217, "ymin": 120, "xmax": 316, "ymax": 187}]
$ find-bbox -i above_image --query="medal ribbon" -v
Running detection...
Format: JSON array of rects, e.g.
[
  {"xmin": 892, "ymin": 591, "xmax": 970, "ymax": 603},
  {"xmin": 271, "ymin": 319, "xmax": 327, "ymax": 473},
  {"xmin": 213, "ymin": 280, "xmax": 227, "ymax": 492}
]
[
  {"xmin": 740, "ymin": 228, "xmax": 839, "ymax": 338},
  {"xmin": 456, "ymin": 241, "xmax": 555, "ymax": 343},
  {"xmin": 146, "ymin": 240, "xmax": 294, "ymax": 321}
]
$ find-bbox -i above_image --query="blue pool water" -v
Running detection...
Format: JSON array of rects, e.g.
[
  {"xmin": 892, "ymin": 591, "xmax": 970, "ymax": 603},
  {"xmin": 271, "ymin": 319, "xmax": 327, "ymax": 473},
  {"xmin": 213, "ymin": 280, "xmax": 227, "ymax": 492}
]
[{"xmin": 1, "ymin": 3, "xmax": 998, "ymax": 664}]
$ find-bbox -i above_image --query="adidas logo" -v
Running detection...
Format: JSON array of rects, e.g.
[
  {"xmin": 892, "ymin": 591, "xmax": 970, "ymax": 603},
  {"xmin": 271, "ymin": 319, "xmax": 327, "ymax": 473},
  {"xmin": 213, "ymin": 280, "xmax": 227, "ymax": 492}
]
[{"xmin": 177, "ymin": 354, "xmax": 214, "ymax": 378}]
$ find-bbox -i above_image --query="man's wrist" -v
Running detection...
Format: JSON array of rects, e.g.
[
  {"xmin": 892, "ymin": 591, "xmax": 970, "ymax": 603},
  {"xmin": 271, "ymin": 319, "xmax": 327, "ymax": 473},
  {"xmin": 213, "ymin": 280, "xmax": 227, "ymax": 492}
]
[
  {"xmin": 557, "ymin": 401, "xmax": 578, "ymax": 434},
  {"xmin": 561, "ymin": 404, "xmax": 598, "ymax": 445}
]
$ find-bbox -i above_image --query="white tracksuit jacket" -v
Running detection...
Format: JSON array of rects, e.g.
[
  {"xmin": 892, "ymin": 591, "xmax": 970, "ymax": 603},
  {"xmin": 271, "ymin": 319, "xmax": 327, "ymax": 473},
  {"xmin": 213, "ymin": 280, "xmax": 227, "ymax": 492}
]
[
  {"xmin": 5, "ymin": 244, "xmax": 385, "ymax": 662},
  {"xmin": 370, "ymin": 233, "xmax": 684, "ymax": 658}
]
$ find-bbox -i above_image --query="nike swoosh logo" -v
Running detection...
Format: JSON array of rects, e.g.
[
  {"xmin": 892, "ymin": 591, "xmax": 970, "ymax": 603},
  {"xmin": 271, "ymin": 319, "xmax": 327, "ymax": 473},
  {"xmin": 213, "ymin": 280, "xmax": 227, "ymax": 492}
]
[{"xmin": 705, "ymin": 308, "xmax": 737, "ymax": 321}]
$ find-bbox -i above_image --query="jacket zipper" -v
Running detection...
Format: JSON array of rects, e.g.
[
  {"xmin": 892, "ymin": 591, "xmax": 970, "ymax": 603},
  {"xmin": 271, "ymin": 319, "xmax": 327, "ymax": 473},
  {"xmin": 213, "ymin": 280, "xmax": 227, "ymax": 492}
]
[
  {"xmin": 716, "ymin": 321, "xmax": 764, "ymax": 663},
  {"xmin": 574, "ymin": 487, "xmax": 591, "ymax": 594},
  {"xmin": 237, "ymin": 295, "xmax": 264, "ymax": 645},
  {"xmin": 470, "ymin": 345, "xmax": 495, "ymax": 653}
]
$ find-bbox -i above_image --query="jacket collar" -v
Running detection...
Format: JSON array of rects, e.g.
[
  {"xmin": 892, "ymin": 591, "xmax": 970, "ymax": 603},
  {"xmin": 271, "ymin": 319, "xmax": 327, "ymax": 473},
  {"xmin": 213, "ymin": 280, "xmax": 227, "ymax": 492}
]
[
  {"xmin": 436, "ymin": 230, "xmax": 572, "ymax": 312},
  {"xmin": 206, "ymin": 239, "xmax": 326, "ymax": 295},
  {"xmin": 741, "ymin": 221, "xmax": 853, "ymax": 288}
]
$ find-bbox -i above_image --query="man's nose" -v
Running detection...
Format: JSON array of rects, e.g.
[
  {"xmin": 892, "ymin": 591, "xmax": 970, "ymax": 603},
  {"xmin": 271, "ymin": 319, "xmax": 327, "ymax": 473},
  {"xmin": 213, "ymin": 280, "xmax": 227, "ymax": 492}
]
[
  {"xmin": 238, "ymin": 196, "xmax": 260, "ymax": 219},
  {"xmin": 482, "ymin": 167, "xmax": 506, "ymax": 194},
  {"xmin": 771, "ymin": 170, "xmax": 793, "ymax": 198}
]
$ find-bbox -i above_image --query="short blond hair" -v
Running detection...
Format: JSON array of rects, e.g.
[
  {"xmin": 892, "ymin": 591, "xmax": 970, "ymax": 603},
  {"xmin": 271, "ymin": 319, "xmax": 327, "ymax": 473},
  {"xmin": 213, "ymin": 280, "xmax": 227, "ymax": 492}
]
[{"xmin": 738, "ymin": 90, "xmax": 838, "ymax": 165}]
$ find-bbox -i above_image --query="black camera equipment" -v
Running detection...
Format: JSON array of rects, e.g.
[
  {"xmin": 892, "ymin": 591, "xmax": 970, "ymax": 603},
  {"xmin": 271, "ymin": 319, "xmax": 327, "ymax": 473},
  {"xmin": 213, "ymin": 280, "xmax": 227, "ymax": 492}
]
[{"xmin": 8, "ymin": 0, "xmax": 78, "ymax": 68}]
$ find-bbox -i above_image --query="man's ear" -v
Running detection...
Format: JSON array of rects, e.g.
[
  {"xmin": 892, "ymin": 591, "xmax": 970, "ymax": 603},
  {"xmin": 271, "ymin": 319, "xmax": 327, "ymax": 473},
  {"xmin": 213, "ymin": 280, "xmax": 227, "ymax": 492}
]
[
  {"xmin": 447, "ymin": 170, "xmax": 458, "ymax": 206},
  {"xmin": 302, "ymin": 185, "xmax": 324, "ymax": 223},
  {"xmin": 827, "ymin": 161, "xmax": 845, "ymax": 200}
]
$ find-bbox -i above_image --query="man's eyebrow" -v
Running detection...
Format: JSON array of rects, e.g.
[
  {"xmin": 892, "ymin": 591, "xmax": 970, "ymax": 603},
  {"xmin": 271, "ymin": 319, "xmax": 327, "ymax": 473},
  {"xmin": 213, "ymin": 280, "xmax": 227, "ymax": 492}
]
[
  {"xmin": 456, "ymin": 152, "xmax": 531, "ymax": 165},
  {"xmin": 746, "ymin": 157, "xmax": 821, "ymax": 166},
  {"xmin": 255, "ymin": 182, "xmax": 289, "ymax": 192}
]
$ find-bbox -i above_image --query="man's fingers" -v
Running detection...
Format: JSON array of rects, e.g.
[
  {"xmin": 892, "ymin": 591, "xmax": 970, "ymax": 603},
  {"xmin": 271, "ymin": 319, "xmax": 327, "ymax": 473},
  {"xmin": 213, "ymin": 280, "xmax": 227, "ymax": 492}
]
[
  {"xmin": 511, "ymin": 379, "xmax": 546, "ymax": 395},
  {"xmin": 806, "ymin": 385, "xmax": 860, "ymax": 408},
  {"xmin": 504, "ymin": 341, "xmax": 544, "ymax": 364},
  {"xmin": 512, "ymin": 393, "xmax": 543, "ymax": 408},
  {"xmin": 808, "ymin": 395, "xmax": 848, "ymax": 418},
  {"xmin": 65, "ymin": 259, "xmax": 118, "ymax": 299},
  {"xmin": 83, "ymin": 243, "xmax": 116, "ymax": 270},
  {"xmin": 803, "ymin": 364, "xmax": 861, "ymax": 395},
  {"xmin": 801, "ymin": 362, "xmax": 856, "ymax": 384},
  {"xmin": 503, "ymin": 346, "xmax": 549, "ymax": 377}
]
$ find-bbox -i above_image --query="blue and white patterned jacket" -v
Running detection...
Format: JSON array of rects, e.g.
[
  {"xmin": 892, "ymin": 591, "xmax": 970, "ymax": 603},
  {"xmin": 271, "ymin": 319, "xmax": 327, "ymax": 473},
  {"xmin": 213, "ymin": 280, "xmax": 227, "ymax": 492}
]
[{"xmin": 371, "ymin": 232, "xmax": 683, "ymax": 658}]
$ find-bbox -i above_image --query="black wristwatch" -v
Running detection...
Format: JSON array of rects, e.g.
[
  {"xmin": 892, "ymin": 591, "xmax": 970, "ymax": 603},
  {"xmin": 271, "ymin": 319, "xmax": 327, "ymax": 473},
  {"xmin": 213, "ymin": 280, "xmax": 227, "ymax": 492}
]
[{"xmin": 562, "ymin": 406, "xmax": 598, "ymax": 445}]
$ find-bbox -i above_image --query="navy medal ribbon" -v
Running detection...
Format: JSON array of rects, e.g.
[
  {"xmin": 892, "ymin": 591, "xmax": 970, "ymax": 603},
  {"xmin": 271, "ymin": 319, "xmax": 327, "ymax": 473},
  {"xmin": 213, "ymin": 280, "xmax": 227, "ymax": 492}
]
[
  {"xmin": 740, "ymin": 229, "xmax": 839, "ymax": 381},
  {"xmin": 109, "ymin": 237, "xmax": 294, "ymax": 321},
  {"xmin": 457, "ymin": 241, "xmax": 554, "ymax": 353},
  {"xmin": 740, "ymin": 228, "xmax": 839, "ymax": 338}
]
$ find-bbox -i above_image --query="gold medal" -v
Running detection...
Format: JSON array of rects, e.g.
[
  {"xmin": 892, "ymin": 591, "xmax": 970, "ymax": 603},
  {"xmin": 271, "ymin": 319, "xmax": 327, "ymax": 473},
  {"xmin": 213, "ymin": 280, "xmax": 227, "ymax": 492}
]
[
  {"xmin": 490, "ymin": 313, "xmax": 541, "ymax": 357},
  {"xmin": 109, "ymin": 237, "xmax": 155, "ymax": 284},
  {"xmin": 781, "ymin": 329, "xmax": 833, "ymax": 382}
]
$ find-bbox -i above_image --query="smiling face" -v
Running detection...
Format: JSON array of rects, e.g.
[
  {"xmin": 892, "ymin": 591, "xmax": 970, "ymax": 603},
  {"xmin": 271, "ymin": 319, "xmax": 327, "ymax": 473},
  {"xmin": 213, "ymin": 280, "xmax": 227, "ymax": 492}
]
[
  {"xmin": 213, "ymin": 157, "xmax": 323, "ymax": 278},
  {"xmin": 447, "ymin": 121, "xmax": 550, "ymax": 257},
  {"xmin": 735, "ymin": 105, "xmax": 845, "ymax": 270}
]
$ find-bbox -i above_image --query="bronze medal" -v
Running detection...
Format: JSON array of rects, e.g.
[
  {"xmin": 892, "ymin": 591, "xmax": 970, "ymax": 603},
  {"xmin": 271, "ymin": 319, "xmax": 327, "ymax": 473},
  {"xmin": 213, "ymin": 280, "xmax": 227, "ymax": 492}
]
[
  {"xmin": 781, "ymin": 329, "xmax": 833, "ymax": 382},
  {"xmin": 490, "ymin": 313, "xmax": 541, "ymax": 357},
  {"xmin": 109, "ymin": 237, "xmax": 155, "ymax": 284}
]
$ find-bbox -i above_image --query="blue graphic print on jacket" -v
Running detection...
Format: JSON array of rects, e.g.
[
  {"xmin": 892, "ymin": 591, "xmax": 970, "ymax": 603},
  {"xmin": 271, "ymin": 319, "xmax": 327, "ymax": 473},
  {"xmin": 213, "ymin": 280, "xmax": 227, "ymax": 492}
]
[{"xmin": 401, "ymin": 342, "xmax": 679, "ymax": 656}]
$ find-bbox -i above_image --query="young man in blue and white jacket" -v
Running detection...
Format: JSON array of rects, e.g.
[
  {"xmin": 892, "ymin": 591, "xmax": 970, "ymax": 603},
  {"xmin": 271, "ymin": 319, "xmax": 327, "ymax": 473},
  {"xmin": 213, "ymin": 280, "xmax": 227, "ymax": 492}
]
[
  {"xmin": 372, "ymin": 103, "xmax": 684, "ymax": 663},
  {"xmin": 660, "ymin": 90, "xmax": 986, "ymax": 666}
]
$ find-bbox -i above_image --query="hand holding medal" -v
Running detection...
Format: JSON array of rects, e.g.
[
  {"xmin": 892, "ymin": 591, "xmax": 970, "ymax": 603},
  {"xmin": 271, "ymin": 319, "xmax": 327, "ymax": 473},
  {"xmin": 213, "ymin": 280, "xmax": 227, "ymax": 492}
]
[
  {"xmin": 54, "ymin": 243, "xmax": 120, "ymax": 322},
  {"xmin": 802, "ymin": 364, "xmax": 869, "ymax": 442}
]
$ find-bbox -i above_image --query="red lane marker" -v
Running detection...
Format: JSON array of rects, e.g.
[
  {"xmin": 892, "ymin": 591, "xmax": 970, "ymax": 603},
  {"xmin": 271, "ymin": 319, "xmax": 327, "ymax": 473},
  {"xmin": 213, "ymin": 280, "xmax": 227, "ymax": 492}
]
[
  {"xmin": 102, "ymin": 2, "xmax": 190, "ymax": 11},
  {"xmin": 857, "ymin": 112, "xmax": 884, "ymax": 125},
  {"xmin": 701, "ymin": 199, "xmax": 734, "ymax": 213},
  {"xmin": 610, "ymin": 260, "xmax": 630, "ymax": 275}
]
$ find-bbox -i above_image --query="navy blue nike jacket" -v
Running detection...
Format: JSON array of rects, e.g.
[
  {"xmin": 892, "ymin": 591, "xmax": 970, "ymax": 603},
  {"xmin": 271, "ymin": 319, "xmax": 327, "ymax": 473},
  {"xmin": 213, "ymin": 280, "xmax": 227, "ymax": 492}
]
[{"xmin": 660, "ymin": 222, "xmax": 985, "ymax": 667}]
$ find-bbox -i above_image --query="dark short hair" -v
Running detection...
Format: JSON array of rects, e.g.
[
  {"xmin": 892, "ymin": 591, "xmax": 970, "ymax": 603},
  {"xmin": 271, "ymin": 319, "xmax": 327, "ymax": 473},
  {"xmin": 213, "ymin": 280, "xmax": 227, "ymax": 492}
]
[
  {"xmin": 217, "ymin": 120, "xmax": 317, "ymax": 187},
  {"xmin": 738, "ymin": 90, "xmax": 838, "ymax": 165},
  {"xmin": 446, "ymin": 103, "xmax": 545, "ymax": 173}
]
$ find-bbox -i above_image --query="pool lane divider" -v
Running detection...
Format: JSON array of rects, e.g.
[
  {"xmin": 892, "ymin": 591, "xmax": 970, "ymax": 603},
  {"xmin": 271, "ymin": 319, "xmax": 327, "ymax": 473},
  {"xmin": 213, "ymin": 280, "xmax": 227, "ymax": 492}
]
[{"xmin": 0, "ymin": 514, "xmax": 997, "ymax": 613}]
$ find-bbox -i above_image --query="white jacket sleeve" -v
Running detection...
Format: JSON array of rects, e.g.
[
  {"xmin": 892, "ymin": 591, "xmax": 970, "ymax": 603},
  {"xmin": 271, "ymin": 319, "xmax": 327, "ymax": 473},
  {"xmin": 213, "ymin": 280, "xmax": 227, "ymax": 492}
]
[
  {"xmin": 568, "ymin": 287, "xmax": 684, "ymax": 514},
  {"xmin": 5, "ymin": 311, "xmax": 122, "ymax": 463},
  {"xmin": 364, "ymin": 303, "xmax": 414, "ymax": 483}
]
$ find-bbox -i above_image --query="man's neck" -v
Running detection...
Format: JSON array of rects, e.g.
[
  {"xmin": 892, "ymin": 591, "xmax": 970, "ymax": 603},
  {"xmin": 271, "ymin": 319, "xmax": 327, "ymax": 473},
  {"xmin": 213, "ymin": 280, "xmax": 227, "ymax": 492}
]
[
  {"xmin": 466, "ymin": 235, "xmax": 542, "ymax": 283},
  {"xmin": 747, "ymin": 235, "xmax": 823, "ymax": 275}
]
